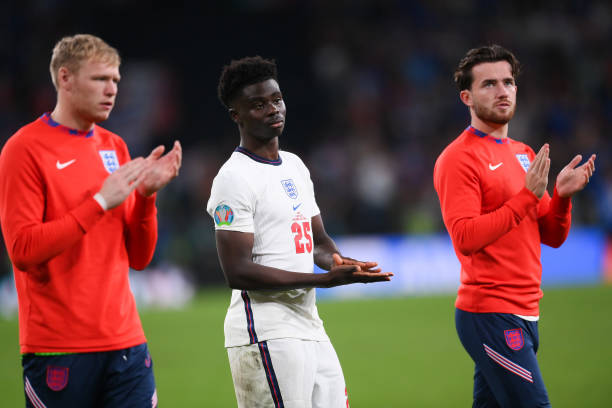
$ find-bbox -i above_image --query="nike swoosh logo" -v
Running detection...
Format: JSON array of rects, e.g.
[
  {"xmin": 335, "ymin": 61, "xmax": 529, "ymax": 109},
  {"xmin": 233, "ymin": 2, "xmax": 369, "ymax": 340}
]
[
  {"xmin": 56, "ymin": 159, "xmax": 76, "ymax": 169},
  {"xmin": 489, "ymin": 162, "xmax": 503, "ymax": 171},
  {"xmin": 293, "ymin": 203, "xmax": 302, "ymax": 211}
]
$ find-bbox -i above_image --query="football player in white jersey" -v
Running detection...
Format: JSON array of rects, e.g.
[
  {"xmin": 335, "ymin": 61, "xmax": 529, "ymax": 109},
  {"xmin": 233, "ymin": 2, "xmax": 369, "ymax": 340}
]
[{"xmin": 207, "ymin": 56, "xmax": 393, "ymax": 408}]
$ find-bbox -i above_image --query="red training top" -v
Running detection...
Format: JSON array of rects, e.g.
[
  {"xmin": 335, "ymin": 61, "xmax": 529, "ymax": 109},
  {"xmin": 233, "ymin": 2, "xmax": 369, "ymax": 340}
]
[
  {"xmin": 0, "ymin": 113, "xmax": 157, "ymax": 353},
  {"xmin": 433, "ymin": 126, "xmax": 571, "ymax": 315}
]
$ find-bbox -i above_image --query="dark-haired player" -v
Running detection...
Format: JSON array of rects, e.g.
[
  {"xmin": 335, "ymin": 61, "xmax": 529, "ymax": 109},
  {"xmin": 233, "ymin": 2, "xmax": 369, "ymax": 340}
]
[
  {"xmin": 0, "ymin": 34, "xmax": 181, "ymax": 407},
  {"xmin": 434, "ymin": 45, "xmax": 595, "ymax": 407},
  {"xmin": 207, "ymin": 56, "xmax": 393, "ymax": 407}
]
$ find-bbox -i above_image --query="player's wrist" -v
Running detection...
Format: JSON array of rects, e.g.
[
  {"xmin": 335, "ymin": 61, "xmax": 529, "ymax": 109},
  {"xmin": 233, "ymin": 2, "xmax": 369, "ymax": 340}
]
[{"xmin": 93, "ymin": 193, "xmax": 108, "ymax": 211}]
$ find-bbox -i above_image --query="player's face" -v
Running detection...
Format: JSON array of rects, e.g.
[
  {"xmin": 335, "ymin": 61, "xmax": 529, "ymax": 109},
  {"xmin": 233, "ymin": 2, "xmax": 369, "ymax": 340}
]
[
  {"xmin": 464, "ymin": 61, "xmax": 517, "ymax": 125},
  {"xmin": 232, "ymin": 78, "xmax": 286, "ymax": 142},
  {"xmin": 68, "ymin": 59, "xmax": 120, "ymax": 124}
]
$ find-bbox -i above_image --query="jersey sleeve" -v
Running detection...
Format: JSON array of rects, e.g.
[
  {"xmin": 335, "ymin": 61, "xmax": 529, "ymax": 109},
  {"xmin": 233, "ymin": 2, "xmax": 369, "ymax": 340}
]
[
  {"xmin": 537, "ymin": 186, "xmax": 572, "ymax": 248},
  {"xmin": 0, "ymin": 135, "xmax": 106, "ymax": 271},
  {"xmin": 111, "ymin": 139, "xmax": 158, "ymax": 270},
  {"xmin": 433, "ymin": 147, "xmax": 539, "ymax": 256},
  {"xmin": 207, "ymin": 168, "xmax": 256, "ymax": 233}
]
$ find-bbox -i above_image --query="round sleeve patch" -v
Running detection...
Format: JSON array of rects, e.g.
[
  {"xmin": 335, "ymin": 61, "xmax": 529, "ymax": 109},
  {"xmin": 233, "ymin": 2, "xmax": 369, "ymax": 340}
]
[{"xmin": 214, "ymin": 204, "xmax": 234, "ymax": 226}]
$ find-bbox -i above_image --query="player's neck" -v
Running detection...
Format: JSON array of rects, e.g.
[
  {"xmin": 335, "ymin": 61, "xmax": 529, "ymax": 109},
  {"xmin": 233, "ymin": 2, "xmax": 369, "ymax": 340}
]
[
  {"xmin": 50, "ymin": 103, "xmax": 95, "ymax": 132},
  {"xmin": 240, "ymin": 136, "xmax": 280, "ymax": 160},
  {"xmin": 470, "ymin": 117, "xmax": 508, "ymax": 139}
]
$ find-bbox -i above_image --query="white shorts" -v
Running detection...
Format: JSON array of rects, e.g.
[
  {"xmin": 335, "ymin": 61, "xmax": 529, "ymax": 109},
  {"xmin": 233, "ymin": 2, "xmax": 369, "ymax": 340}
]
[{"xmin": 227, "ymin": 338, "xmax": 349, "ymax": 408}]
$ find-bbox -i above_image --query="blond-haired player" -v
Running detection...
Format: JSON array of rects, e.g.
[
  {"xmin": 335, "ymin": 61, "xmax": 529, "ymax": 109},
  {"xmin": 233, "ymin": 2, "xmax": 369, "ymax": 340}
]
[{"xmin": 0, "ymin": 34, "xmax": 181, "ymax": 407}]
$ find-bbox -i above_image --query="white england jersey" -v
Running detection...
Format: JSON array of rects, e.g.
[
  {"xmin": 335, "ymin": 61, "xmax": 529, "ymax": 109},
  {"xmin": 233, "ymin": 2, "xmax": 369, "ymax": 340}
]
[{"xmin": 207, "ymin": 147, "xmax": 330, "ymax": 347}]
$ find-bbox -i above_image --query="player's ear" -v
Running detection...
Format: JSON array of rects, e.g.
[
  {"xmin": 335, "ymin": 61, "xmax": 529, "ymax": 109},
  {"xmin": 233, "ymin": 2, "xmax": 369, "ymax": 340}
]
[
  {"xmin": 57, "ymin": 66, "xmax": 73, "ymax": 91},
  {"xmin": 459, "ymin": 89, "xmax": 472, "ymax": 107},
  {"xmin": 228, "ymin": 108, "xmax": 239, "ymax": 124}
]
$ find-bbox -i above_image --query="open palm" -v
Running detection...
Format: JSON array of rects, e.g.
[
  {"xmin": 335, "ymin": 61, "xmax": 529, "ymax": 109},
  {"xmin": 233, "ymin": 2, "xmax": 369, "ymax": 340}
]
[
  {"xmin": 556, "ymin": 153, "xmax": 596, "ymax": 198},
  {"xmin": 137, "ymin": 141, "xmax": 182, "ymax": 197}
]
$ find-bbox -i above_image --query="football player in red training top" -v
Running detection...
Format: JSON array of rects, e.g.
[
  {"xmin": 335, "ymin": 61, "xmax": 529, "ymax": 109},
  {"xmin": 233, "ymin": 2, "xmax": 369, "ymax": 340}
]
[
  {"xmin": 0, "ymin": 34, "xmax": 181, "ymax": 407},
  {"xmin": 434, "ymin": 45, "xmax": 595, "ymax": 407}
]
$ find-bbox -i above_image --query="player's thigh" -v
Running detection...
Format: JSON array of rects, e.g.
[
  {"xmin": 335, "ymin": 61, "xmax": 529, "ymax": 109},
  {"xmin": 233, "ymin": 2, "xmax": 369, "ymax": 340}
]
[
  {"xmin": 473, "ymin": 365, "xmax": 502, "ymax": 408},
  {"xmin": 22, "ymin": 353, "xmax": 103, "ymax": 408},
  {"xmin": 102, "ymin": 343, "xmax": 157, "ymax": 408},
  {"xmin": 456, "ymin": 310, "xmax": 550, "ymax": 408},
  {"xmin": 228, "ymin": 342, "xmax": 285, "ymax": 408},
  {"xmin": 228, "ymin": 339, "xmax": 316, "ymax": 408},
  {"xmin": 312, "ymin": 341, "xmax": 348, "ymax": 408}
]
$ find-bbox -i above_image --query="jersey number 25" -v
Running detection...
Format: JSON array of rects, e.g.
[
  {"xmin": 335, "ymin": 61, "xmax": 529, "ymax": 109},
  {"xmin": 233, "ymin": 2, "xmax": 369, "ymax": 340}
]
[{"xmin": 291, "ymin": 222, "xmax": 313, "ymax": 254}]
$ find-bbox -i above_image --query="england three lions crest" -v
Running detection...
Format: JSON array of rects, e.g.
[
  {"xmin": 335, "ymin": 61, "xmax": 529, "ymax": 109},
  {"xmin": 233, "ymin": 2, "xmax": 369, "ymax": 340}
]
[
  {"xmin": 504, "ymin": 328, "xmax": 524, "ymax": 351},
  {"xmin": 281, "ymin": 179, "xmax": 298, "ymax": 199},
  {"xmin": 99, "ymin": 150, "xmax": 119, "ymax": 174},
  {"xmin": 516, "ymin": 154, "xmax": 530, "ymax": 172}
]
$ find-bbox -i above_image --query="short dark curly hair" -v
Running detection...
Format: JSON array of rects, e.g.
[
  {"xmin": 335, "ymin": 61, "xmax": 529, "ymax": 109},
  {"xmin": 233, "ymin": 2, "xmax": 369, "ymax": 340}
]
[
  {"xmin": 454, "ymin": 45, "xmax": 521, "ymax": 91},
  {"xmin": 217, "ymin": 56, "xmax": 278, "ymax": 108}
]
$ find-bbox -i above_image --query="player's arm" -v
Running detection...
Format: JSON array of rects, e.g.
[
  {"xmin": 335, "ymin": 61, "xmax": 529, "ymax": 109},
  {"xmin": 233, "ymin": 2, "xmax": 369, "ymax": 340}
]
[
  {"xmin": 124, "ymin": 192, "xmax": 158, "ymax": 270},
  {"xmin": 311, "ymin": 214, "xmax": 382, "ymax": 274},
  {"xmin": 215, "ymin": 229, "xmax": 391, "ymax": 290},
  {"xmin": 538, "ymin": 153, "xmax": 596, "ymax": 248},
  {"xmin": 434, "ymin": 144, "xmax": 550, "ymax": 256},
  {"xmin": 124, "ymin": 141, "xmax": 182, "ymax": 270},
  {"xmin": 0, "ymin": 139, "xmax": 147, "ymax": 271}
]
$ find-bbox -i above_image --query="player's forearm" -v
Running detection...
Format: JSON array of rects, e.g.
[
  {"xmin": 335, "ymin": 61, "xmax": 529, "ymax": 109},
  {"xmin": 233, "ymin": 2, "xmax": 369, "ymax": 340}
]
[
  {"xmin": 125, "ymin": 192, "xmax": 158, "ymax": 270},
  {"xmin": 449, "ymin": 187, "xmax": 538, "ymax": 255},
  {"xmin": 313, "ymin": 240, "xmax": 340, "ymax": 271},
  {"xmin": 538, "ymin": 187, "xmax": 571, "ymax": 248},
  {"xmin": 222, "ymin": 261, "xmax": 329, "ymax": 290},
  {"xmin": 126, "ymin": 222, "xmax": 157, "ymax": 270},
  {"xmin": 8, "ymin": 197, "xmax": 105, "ymax": 271},
  {"xmin": 9, "ymin": 216, "xmax": 85, "ymax": 271}
]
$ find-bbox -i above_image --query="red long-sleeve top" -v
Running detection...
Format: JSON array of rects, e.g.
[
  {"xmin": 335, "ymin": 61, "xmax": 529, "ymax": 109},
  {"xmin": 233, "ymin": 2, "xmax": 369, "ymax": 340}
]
[
  {"xmin": 433, "ymin": 127, "xmax": 571, "ymax": 315},
  {"xmin": 0, "ymin": 113, "xmax": 157, "ymax": 353}
]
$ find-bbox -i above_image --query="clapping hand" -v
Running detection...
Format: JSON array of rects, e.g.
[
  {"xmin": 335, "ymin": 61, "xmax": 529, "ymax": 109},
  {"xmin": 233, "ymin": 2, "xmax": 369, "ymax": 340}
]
[
  {"xmin": 556, "ymin": 154, "xmax": 596, "ymax": 198},
  {"xmin": 137, "ymin": 141, "xmax": 183, "ymax": 197},
  {"xmin": 525, "ymin": 144, "xmax": 550, "ymax": 199},
  {"xmin": 324, "ymin": 253, "xmax": 393, "ymax": 288}
]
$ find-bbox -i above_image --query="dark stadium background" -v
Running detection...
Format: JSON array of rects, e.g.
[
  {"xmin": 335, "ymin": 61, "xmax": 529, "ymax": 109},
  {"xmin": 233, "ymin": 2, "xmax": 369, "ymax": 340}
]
[{"xmin": 1, "ymin": 0, "xmax": 610, "ymax": 287}]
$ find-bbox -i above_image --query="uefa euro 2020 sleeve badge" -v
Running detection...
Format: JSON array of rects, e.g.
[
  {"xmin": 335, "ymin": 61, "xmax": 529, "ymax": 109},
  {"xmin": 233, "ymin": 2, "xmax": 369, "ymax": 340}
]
[{"xmin": 214, "ymin": 204, "xmax": 234, "ymax": 226}]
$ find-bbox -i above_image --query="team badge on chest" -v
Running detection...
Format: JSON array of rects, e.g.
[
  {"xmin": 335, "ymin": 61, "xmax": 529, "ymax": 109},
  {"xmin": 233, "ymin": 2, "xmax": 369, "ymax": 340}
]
[
  {"xmin": 504, "ymin": 328, "xmax": 524, "ymax": 351},
  {"xmin": 280, "ymin": 179, "xmax": 298, "ymax": 199},
  {"xmin": 99, "ymin": 150, "xmax": 119, "ymax": 173},
  {"xmin": 516, "ymin": 154, "xmax": 530, "ymax": 172}
]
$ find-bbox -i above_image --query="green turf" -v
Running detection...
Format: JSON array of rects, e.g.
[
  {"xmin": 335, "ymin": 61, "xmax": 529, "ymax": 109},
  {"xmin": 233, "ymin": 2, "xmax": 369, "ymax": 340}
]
[{"xmin": 1, "ymin": 285, "xmax": 611, "ymax": 406}]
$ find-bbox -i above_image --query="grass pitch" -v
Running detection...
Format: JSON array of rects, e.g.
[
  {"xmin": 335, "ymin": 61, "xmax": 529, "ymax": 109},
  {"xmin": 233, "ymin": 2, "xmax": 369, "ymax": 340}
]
[{"xmin": 1, "ymin": 285, "xmax": 611, "ymax": 406}]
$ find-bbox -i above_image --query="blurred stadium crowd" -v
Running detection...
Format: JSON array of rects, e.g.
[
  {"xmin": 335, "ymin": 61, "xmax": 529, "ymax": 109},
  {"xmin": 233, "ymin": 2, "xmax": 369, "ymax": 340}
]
[{"xmin": 1, "ymin": 1, "xmax": 611, "ymax": 286}]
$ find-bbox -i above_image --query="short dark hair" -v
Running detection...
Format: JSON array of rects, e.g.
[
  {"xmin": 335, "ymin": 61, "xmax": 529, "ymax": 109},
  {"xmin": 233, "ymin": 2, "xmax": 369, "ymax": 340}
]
[
  {"xmin": 217, "ymin": 56, "xmax": 278, "ymax": 108},
  {"xmin": 454, "ymin": 45, "xmax": 521, "ymax": 91}
]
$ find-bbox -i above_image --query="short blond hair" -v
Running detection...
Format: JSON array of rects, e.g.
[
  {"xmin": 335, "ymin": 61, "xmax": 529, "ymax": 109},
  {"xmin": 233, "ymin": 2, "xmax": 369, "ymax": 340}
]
[{"xmin": 50, "ymin": 34, "xmax": 121, "ymax": 89}]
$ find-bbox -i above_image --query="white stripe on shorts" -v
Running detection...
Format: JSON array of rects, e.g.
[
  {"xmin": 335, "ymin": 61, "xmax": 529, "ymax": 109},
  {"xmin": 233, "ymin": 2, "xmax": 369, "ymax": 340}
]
[
  {"xmin": 483, "ymin": 344, "xmax": 533, "ymax": 383},
  {"xmin": 25, "ymin": 376, "xmax": 47, "ymax": 408}
]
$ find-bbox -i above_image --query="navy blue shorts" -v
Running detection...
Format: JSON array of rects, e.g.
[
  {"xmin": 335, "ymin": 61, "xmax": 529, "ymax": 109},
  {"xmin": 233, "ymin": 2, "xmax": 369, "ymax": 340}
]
[
  {"xmin": 22, "ymin": 342, "xmax": 157, "ymax": 408},
  {"xmin": 455, "ymin": 309, "xmax": 551, "ymax": 408}
]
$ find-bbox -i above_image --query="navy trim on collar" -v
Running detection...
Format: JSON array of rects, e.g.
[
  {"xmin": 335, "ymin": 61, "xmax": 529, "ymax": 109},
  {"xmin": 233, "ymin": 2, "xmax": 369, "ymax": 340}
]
[
  {"xmin": 40, "ymin": 113, "xmax": 94, "ymax": 138},
  {"xmin": 466, "ymin": 126, "xmax": 509, "ymax": 145},
  {"xmin": 235, "ymin": 146, "xmax": 282, "ymax": 166}
]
